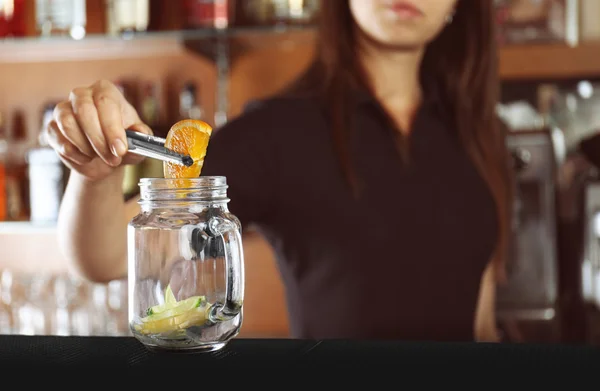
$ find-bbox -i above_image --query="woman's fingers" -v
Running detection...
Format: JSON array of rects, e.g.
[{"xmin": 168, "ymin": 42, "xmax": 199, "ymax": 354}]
[
  {"xmin": 91, "ymin": 80, "xmax": 132, "ymax": 162},
  {"xmin": 45, "ymin": 120, "xmax": 93, "ymax": 166},
  {"xmin": 47, "ymin": 79, "xmax": 154, "ymax": 180},
  {"xmin": 52, "ymin": 101, "xmax": 95, "ymax": 159},
  {"xmin": 66, "ymin": 87, "xmax": 104, "ymax": 159}
]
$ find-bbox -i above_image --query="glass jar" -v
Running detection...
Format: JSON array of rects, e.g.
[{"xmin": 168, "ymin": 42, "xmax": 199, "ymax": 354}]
[{"xmin": 128, "ymin": 177, "xmax": 245, "ymax": 352}]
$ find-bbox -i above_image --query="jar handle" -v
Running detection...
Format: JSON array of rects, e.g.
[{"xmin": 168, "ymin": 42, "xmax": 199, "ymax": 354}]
[{"xmin": 206, "ymin": 217, "xmax": 245, "ymax": 323}]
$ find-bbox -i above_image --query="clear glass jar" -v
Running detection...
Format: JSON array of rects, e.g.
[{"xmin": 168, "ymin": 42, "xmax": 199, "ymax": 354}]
[{"xmin": 128, "ymin": 177, "xmax": 245, "ymax": 352}]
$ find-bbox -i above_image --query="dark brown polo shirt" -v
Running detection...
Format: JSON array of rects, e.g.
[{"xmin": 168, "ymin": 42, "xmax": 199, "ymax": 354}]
[{"xmin": 201, "ymin": 81, "xmax": 498, "ymax": 341}]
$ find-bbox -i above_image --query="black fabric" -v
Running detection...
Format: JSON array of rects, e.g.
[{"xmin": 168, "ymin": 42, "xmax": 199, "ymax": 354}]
[
  {"xmin": 1, "ymin": 335, "xmax": 599, "ymax": 370},
  {"xmin": 201, "ymin": 86, "xmax": 497, "ymax": 341}
]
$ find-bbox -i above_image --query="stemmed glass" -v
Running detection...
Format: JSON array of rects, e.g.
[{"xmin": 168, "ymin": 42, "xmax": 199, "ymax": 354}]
[
  {"xmin": 0, "ymin": 269, "xmax": 45, "ymax": 335},
  {"xmin": 53, "ymin": 273, "xmax": 92, "ymax": 336},
  {"xmin": 105, "ymin": 278, "xmax": 129, "ymax": 336}
]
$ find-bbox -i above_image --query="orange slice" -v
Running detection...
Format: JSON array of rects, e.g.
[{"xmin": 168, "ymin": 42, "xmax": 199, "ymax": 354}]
[{"xmin": 163, "ymin": 119, "xmax": 213, "ymax": 181}]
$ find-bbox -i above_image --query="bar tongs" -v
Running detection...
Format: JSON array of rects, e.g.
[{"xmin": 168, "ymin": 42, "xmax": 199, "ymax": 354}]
[{"xmin": 125, "ymin": 129, "xmax": 193, "ymax": 167}]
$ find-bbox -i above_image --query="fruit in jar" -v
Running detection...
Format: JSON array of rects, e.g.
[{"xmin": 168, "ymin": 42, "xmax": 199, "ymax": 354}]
[
  {"xmin": 135, "ymin": 284, "xmax": 210, "ymax": 335},
  {"xmin": 163, "ymin": 119, "xmax": 212, "ymax": 180}
]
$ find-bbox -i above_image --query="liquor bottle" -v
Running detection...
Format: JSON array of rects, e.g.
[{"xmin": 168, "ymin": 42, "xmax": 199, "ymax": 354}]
[
  {"xmin": 27, "ymin": 103, "xmax": 65, "ymax": 223},
  {"xmin": 0, "ymin": 112, "xmax": 7, "ymax": 221},
  {"xmin": 183, "ymin": 0, "xmax": 232, "ymax": 29},
  {"xmin": 139, "ymin": 80, "xmax": 161, "ymax": 128},
  {"xmin": 115, "ymin": 80, "xmax": 142, "ymax": 200},
  {"xmin": 35, "ymin": 0, "xmax": 87, "ymax": 39},
  {"xmin": 105, "ymin": 0, "xmax": 149, "ymax": 36},
  {"xmin": 178, "ymin": 81, "xmax": 204, "ymax": 121},
  {"xmin": 138, "ymin": 80, "xmax": 165, "ymax": 179},
  {"xmin": 0, "ymin": 0, "xmax": 26, "ymax": 37},
  {"xmin": 0, "ymin": 1, "xmax": 8, "ymax": 36},
  {"xmin": 5, "ymin": 109, "xmax": 29, "ymax": 221}
]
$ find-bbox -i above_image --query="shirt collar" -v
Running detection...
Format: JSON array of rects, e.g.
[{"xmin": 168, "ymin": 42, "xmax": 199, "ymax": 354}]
[{"xmin": 349, "ymin": 73, "xmax": 443, "ymax": 114}]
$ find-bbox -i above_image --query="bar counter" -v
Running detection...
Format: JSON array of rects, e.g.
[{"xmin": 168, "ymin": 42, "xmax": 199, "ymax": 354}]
[{"xmin": 1, "ymin": 335, "xmax": 599, "ymax": 369}]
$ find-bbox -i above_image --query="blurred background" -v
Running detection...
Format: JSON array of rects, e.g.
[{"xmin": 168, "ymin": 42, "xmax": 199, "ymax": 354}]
[{"xmin": 1, "ymin": 0, "xmax": 600, "ymax": 344}]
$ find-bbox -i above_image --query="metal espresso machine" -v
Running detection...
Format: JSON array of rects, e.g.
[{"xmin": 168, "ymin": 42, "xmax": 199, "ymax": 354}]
[
  {"xmin": 582, "ymin": 180, "xmax": 600, "ymax": 344},
  {"xmin": 551, "ymin": 82, "xmax": 600, "ymax": 345},
  {"xmin": 495, "ymin": 81, "xmax": 600, "ymax": 345},
  {"xmin": 496, "ymin": 128, "xmax": 564, "ymax": 343}
]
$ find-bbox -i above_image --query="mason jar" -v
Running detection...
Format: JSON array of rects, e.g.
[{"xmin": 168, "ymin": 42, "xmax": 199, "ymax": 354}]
[{"xmin": 128, "ymin": 176, "xmax": 245, "ymax": 352}]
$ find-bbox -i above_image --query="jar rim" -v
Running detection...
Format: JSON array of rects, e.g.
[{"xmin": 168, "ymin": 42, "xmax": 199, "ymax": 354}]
[
  {"xmin": 138, "ymin": 176, "xmax": 229, "ymax": 203},
  {"xmin": 138, "ymin": 176, "xmax": 228, "ymax": 189}
]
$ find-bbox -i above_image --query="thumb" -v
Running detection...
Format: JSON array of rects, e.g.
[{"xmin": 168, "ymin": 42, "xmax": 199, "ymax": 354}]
[
  {"xmin": 127, "ymin": 121, "xmax": 154, "ymax": 136},
  {"xmin": 116, "ymin": 119, "xmax": 153, "ymax": 165}
]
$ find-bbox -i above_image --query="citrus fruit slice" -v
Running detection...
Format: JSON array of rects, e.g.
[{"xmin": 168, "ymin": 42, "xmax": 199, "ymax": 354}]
[
  {"xmin": 136, "ymin": 306, "xmax": 209, "ymax": 335},
  {"xmin": 165, "ymin": 284, "xmax": 177, "ymax": 306},
  {"xmin": 163, "ymin": 119, "xmax": 212, "ymax": 180},
  {"xmin": 135, "ymin": 284, "xmax": 211, "ymax": 335},
  {"xmin": 145, "ymin": 284, "xmax": 177, "ymax": 315},
  {"xmin": 146, "ymin": 294, "xmax": 206, "ymax": 318}
]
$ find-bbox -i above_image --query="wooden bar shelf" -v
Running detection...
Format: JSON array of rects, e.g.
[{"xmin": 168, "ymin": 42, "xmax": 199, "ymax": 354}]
[
  {"xmin": 2, "ymin": 27, "xmax": 600, "ymax": 81},
  {"xmin": 499, "ymin": 41, "xmax": 600, "ymax": 80}
]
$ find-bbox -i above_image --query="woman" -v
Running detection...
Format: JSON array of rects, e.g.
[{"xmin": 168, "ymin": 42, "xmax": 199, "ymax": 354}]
[{"xmin": 47, "ymin": 0, "xmax": 513, "ymax": 342}]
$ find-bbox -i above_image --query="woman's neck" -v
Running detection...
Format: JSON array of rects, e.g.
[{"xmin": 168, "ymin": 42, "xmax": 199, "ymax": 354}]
[{"xmin": 357, "ymin": 36, "xmax": 425, "ymax": 133}]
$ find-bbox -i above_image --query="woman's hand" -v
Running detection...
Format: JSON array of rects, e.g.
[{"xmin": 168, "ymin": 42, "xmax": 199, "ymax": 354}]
[{"xmin": 44, "ymin": 79, "xmax": 153, "ymax": 182}]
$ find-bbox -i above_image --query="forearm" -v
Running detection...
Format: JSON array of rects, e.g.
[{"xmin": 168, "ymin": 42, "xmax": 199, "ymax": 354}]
[{"xmin": 57, "ymin": 168, "xmax": 129, "ymax": 283}]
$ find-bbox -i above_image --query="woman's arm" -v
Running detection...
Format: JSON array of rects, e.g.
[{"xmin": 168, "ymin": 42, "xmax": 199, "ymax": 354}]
[
  {"xmin": 58, "ymin": 169, "xmax": 140, "ymax": 283},
  {"xmin": 474, "ymin": 260, "xmax": 501, "ymax": 342},
  {"xmin": 46, "ymin": 80, "xmax": 153, "ymax": 283}
]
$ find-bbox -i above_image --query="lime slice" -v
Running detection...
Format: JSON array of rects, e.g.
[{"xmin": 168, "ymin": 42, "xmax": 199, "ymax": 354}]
[
  {"xmin": 136, "ymin": 283, "xmax": 211, "ymax": 335},
  {"xmin": 145, "ymin": 295, "xmax": 206, "ymax": 321},
  {"xmin": 165, "ymin": 284, "xmax": 177, "ymax": 306},
  {"xmin": 178, "ymin": 307, "xmax": 210, "ymax": 328},
  {"xmin": 137, "ymin": 306, "xmax": 209, "ymax": 335},
  {"xmin": 146, "ymin": 284, "xmax": 180, "ymax": 315}
]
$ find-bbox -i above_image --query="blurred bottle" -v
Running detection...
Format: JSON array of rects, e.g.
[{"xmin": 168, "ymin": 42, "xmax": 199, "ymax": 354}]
[
  {"xmin": 0, "ymin": 0, "xmax": 10, "ymax": 37},
  {"xmin": 5, "ymin": 110, "xmax": 29, "ymax": 221},
  {"xmin": 0, "ymin": 0, "xmax": 26, "ymax": 37},
  {"xmin": 139, "ymin": 80, "xmax": 161, "ymax": 128},
  {"xmin": 138, "ymin": 80, "xmax": 165, "ymax": 179},
  {"xmin": 183, "ymin": 0, "xmax": 232, "ymax": 29},
  {"xmin": 27, "ymin": 103, "xmax": 65, "ymax": 223},
  {"xmin": 178, "ymin": 81, "xmax": 204, "ymax": 121},
  {"xmin": 35, "ymin": 0, "xmax": 86, "ymax": 39},
  {"xmin": 271, "ymin": 0, "xmax": 293, "ymax": 25},
  {"xmin": 580, "ymin": 0, "xmax": 600, "ymax": 41},
  {"xmin": 105, "ymin": 0, "xmax": 149, "ymax": 36},
  {"xmin": 0, "ymin": 112, "xmax": 7, "ymax": 221},
  {"xmin": 116, "ymin": 80, "xmax": 142, "ymax": 200},
  {"xmin": 239, "ymin": 0, "xmax": 319, "ymax": 26}
]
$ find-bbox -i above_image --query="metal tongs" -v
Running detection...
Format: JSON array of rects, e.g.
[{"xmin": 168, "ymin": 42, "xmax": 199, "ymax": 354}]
[{"xmin": 126, "ymin": 129, "xmax": 194, "ymax": 167}]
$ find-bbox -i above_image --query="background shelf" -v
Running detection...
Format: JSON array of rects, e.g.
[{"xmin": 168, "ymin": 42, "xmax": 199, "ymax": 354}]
[
  {"xmin": 0, "ymin": 26, "xmax": 316, "ymax": 63},
  {"xmin": 3, "ymin": 27, "xmax": 600, "ymax": 81},
  {"xmin": 0, "ymin": 221, "xmax": 56, "ymax": 234},
  {"xmin": 499, "ymin": 41, "xmax": 600, "ymax": 80}
]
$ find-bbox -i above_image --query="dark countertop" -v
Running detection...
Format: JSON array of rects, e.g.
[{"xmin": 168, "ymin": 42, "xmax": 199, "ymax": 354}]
[{"xmin": 1, "ymin": 335, "xmax": 599, "ymax": 370}]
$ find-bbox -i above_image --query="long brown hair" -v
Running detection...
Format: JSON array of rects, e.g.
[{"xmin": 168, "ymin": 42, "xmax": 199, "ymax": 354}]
[{"xmin": 290, "ymin": 0, "xmax": 513, "ymax": 282}]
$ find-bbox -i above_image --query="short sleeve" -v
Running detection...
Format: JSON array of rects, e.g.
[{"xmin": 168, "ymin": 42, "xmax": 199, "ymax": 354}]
[{"xmin": 200, "ymin": 101, "xmax": 280, "ymax": 228}]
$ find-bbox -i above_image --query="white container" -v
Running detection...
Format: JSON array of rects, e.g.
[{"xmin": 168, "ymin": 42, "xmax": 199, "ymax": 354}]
[
  {"xmin": 35, "ymin": 0, "xmax": 86, "ymax": 39},
  {"xmin": 580, "ymin": 0, "xmax": 600, "ymax": 41},
  {"xmin": 27, "ymin": 148, "xmax": 64, "ymax": 223},
  {"xmin": 105, "ymin": 0, "xmax": 149, "ymax": 35}
]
